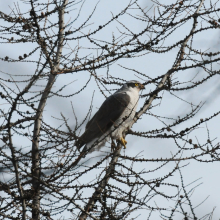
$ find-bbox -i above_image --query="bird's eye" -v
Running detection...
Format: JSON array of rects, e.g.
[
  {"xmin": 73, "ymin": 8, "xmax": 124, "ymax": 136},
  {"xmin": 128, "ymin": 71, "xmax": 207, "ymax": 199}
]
[{"xmin": 135, "ymin": 83, "xmax": 139, "ymax": 87}]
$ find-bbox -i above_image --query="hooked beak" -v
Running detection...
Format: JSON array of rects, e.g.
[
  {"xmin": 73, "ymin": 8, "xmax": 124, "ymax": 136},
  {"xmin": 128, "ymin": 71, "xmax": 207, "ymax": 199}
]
[{"xmin": 139, "ymin": 83, "xmax": 145, "ymax": 90}]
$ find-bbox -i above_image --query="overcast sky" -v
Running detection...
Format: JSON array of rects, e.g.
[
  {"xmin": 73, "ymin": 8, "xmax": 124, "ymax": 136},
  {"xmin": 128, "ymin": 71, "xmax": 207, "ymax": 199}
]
[{"xmin": 1, "ymin": 0, "xmax": 220, "ymax": 219}]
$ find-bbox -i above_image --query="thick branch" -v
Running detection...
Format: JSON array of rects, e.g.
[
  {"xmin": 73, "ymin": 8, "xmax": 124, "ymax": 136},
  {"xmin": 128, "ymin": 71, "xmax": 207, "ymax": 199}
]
[
  {"xmin": 132, "ymin": 0, "xmax": 205, "ymax": 126},
  {"xmin": 79, "ymin": 145, "xmax": 122, "ymax": 220},
  {"xmin": 31, "ymin": 1, "xmax": 68, "ymax": 219},
  {"xmin": 8, "ymin": 129, "xmax": 26, "ymax": 220}
]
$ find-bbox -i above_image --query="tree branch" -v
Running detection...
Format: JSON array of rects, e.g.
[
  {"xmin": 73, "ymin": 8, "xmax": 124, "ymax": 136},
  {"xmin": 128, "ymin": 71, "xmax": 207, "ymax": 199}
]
[
  {"xmin": 79, "ymin": 145, "xmax": 123, "ymax": 220},
  {"xmin": 31, "ymin": 1, "xmax": 68, "ymax": 219}
]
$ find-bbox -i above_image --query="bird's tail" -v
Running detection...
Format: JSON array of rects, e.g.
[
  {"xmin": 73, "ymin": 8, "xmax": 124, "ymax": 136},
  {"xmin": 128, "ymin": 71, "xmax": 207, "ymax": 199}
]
[{"xmin": 74, "ymin": 138, "xmax": 85, "ymax": 151}]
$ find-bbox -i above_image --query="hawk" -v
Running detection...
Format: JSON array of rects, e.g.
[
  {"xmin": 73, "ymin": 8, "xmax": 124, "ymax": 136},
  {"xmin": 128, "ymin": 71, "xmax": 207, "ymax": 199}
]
[{"xmin": 75, "ymin": 80, "xmax": 145, "ymax": 152}]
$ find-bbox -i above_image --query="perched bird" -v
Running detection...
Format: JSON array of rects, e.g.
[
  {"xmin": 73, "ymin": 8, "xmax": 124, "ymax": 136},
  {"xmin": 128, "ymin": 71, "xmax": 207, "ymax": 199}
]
[{"xmin": 75, "ymin": 80, "xmax": 145, "ymax": 152}]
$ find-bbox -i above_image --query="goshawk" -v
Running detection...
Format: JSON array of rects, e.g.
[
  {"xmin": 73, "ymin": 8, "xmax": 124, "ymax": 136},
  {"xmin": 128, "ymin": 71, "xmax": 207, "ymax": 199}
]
[{"xmin": 75, "ymin": 80, "xmax": 145, "ymax": 152}]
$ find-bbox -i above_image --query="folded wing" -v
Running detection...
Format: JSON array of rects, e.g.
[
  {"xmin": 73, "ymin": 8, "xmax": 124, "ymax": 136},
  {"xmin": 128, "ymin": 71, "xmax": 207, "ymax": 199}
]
[{"xmin": 76, "ymin": 92, "xmax": 130, "ymax": 149}]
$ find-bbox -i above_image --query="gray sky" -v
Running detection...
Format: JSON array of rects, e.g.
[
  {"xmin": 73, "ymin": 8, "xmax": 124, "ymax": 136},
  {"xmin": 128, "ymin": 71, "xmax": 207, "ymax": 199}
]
[{"xmin": 1, "ymin": 0, "xmax": 220, "ymax": 219}]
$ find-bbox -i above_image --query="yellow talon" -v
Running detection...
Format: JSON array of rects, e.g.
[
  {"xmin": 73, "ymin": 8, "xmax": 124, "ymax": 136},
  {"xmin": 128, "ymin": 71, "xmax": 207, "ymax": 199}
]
[{"xmin": 120, "ymin": 137, "xmax": 127, "ymax": 149}]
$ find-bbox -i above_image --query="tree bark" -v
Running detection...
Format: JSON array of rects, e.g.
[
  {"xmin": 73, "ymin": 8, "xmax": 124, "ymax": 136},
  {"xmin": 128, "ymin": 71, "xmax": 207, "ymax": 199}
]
[{"xmin": 31, "ymin": 1, "xmax": 68, "ymax": 219}]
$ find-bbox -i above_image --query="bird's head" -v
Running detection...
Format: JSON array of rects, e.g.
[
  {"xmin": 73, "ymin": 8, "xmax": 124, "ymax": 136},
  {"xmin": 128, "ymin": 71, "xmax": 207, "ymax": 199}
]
[{"xmin": 123, "ymin": 80, "xmax": 145, "ymax": 92}]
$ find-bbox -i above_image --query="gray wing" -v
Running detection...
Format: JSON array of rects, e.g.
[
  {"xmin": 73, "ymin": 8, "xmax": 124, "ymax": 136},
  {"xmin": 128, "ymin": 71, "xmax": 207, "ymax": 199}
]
[{"xmin": 76, "ymin": 92, "xmax": 130, "ymax": 149}]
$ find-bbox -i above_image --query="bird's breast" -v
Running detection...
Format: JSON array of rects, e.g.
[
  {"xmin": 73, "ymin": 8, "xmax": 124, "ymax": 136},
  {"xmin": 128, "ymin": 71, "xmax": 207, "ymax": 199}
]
[{"xmin": 124, "ymin": 90, "xmax": 139, "ymax": 116}]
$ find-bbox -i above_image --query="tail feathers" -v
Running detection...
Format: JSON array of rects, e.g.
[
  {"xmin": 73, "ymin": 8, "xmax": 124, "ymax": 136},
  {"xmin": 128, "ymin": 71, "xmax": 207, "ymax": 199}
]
[
  {"xmin": 75, "ymin": 136, "xmax": 108, "ymax": 153},
  {"xmin": 75, "ymin": 138, "xmax": 85, "ymax": 150}
]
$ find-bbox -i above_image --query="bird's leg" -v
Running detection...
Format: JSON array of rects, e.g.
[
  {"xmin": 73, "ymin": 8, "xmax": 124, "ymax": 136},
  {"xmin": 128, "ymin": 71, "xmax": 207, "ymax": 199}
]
[
  {"xmin": 119, "ymin": 137, "xmax": 127, "ymax": 149},
  {"xmin": 111, "ymin": 139, "xmax": 116, "ymax": 152}
]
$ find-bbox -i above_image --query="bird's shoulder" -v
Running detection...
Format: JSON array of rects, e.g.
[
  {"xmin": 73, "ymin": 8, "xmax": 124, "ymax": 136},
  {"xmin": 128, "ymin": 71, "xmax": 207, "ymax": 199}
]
[
  {"xmin": 108, "ymin": 91, "xmax": 131, "ymax": 105},
  {"xmin": 85, "ymin": 92, "xmax": 130, "ymax": 129}
]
